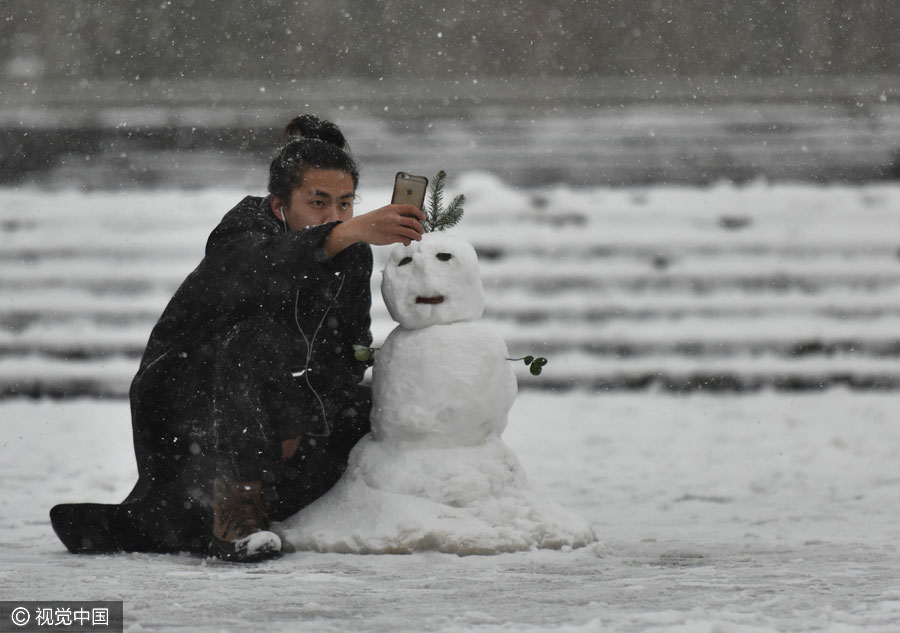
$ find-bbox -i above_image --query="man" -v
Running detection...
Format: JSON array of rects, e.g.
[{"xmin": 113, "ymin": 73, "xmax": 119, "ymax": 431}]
[{"xmin": 50, "ymin": 115, "xmax": 424, "ymax": 561}]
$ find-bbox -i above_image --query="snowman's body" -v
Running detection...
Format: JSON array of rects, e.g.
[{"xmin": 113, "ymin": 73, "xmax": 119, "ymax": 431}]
[
  {"xmin": 372, "ymin": 322, "xmax": 515, "ymax": 447},
  {"xmin": 277, "ymin": 233, "xmax": 595, "ymax": 554}
]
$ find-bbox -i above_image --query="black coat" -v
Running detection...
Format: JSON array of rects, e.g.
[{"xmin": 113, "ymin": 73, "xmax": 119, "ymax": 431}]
[
  {"xmin": 49, "ymin": 197, "xmax": 376, "ymax": 555},
  {"xmin": 130, "ymin": 195, "xmax": 373, "ymax": 440}
]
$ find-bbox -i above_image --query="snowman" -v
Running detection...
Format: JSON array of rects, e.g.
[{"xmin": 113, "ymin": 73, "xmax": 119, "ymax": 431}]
[{"xmin": 276, "ymin": 232, "xmax": 596, "ymax": 554}]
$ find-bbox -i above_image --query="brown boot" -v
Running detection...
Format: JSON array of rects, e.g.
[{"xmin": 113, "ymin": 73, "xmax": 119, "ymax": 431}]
[{"xmin": 208, "ymin": 474, "xmax": 281, "ymax": 562}]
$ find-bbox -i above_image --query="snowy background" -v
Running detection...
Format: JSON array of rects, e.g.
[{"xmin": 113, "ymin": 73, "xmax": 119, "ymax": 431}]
[
  {"xmin": 3, "ymin": 1, "xmax": 900, "ymax": 631},
  {"xmin": 2, "ymin": 179, "xmax": 899, "ymax": 632}
]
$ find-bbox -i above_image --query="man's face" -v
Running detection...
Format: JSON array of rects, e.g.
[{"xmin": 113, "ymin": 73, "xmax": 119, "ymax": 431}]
[{"xmin": 275, "ymin": 168, "xmax": 355, "ymax": 231}]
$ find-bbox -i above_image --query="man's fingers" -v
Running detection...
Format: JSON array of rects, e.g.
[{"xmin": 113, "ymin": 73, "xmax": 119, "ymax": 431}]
[
  {"xmin": 355, "ymin": 205, "xmax": 426, "ymax": 246},
  {"xmin": 392, "ymin": 225, "xmax": 423, "ymax": 243},
  {"xmin": 399, "ymin": 215, "xmax": 425, "ymax": 235},
  {"xmin": 396, "ymin": 204, "xmax": 426, "ymax": 221},
  {"xmin": 407, "ymin": 204, "xmax": 426, "ymax": 219}
]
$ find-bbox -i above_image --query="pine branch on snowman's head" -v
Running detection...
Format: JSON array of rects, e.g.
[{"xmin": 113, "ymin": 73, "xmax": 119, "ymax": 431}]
[
  {"xmin": 382, "ymin": 232, "xmax": 484, "ymax": 330},
  {"xmin": 423, "ymin": 170, "xmax": 465, "ymax": 233}
]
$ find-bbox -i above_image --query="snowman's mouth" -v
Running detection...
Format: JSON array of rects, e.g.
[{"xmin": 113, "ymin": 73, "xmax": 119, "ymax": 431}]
[{"xmin": 416, "ymin": 295, "xmax": 445, "ymax": 305}]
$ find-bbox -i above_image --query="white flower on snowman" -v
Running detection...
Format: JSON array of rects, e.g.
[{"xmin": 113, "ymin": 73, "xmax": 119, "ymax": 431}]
[{"xmin": 276, "ymin": 232, "xmax": 595, "ymax": 555}]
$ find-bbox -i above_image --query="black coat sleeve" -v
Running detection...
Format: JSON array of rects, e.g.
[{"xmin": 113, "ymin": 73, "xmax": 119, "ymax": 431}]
[
  {"xmin": 204, "ymin": 217, "xmax": 348, "ymax": 315},
  {"xmin": 137, "ymin": 197, "xmax": 372, "ymax": 375}
]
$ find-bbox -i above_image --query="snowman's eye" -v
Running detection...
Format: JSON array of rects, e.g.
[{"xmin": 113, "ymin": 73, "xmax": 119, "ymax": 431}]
[
  {"xmin": 398, "ymin": 256, "xmax": 413, "ymax": 266},
  {"xmin": 436, "ymin": 253, "xmax": 453, "ymax": 262}
]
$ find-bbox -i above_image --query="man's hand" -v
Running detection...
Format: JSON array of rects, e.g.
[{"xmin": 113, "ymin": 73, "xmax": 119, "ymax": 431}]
[
  {"xmin": 282, "ymin": 437, "xmax": 301, "ymax": 461},
  {"xmin": 324, "ymin": 204, "xmax": 426, "ymax": 257}
]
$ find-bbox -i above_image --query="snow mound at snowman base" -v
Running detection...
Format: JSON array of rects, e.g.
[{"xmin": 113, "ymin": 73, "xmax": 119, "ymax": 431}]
[{"xmin": 275, "ymin": 436, "xmax": 596, "ymax": 555}]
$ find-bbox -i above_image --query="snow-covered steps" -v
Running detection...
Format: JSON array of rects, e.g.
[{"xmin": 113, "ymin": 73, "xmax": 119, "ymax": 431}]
[
  {"xmin": 515, "ymin": 352, "xmax": 900, "ymax": 392},
  {"xmin": 5, "ymin": 315, "xmax": 900, "ymax": 360},
  {"xmin": 3, "ymin": 351, "xmax": 899, "ymax": 398},
  {"xmin": 1, "ymin": 180, "xmax": 899, "ymax": 397}
]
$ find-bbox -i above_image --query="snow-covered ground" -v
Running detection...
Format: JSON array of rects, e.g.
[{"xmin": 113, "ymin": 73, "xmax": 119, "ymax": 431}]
[
  {"xmin": 1, "ymin": 177, "xmax": 900, "ymax": 631},
  {"xmin": 2, "ymin": 391, "xmax": 899, "ymax": 632}
]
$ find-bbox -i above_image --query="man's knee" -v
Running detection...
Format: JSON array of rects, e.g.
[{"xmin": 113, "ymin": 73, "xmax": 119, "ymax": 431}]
[{"xmin": 212, "ymin": 315, "xmax": 296, "ymax": 391}]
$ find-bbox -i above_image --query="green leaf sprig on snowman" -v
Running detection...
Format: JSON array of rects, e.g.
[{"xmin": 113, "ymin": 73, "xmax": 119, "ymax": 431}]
[{"xmin": 423, "ymin": 170, "xmax": 465, "ymax": 233}]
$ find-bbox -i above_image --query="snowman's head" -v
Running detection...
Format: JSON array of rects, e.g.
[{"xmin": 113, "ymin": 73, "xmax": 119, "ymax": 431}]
[{"xmin": 382, "ymin": 233, "xmax": 484, "ymax": 329}]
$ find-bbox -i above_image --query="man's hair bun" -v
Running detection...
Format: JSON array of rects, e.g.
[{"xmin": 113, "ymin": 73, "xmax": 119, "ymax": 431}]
[
  {"xmin": 281, "ymin": 114, "xmax": 347, "ymax": 149},
  {"xmin": 269, "ymin": 114, "xmax": 359, "ymax": 200}
]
